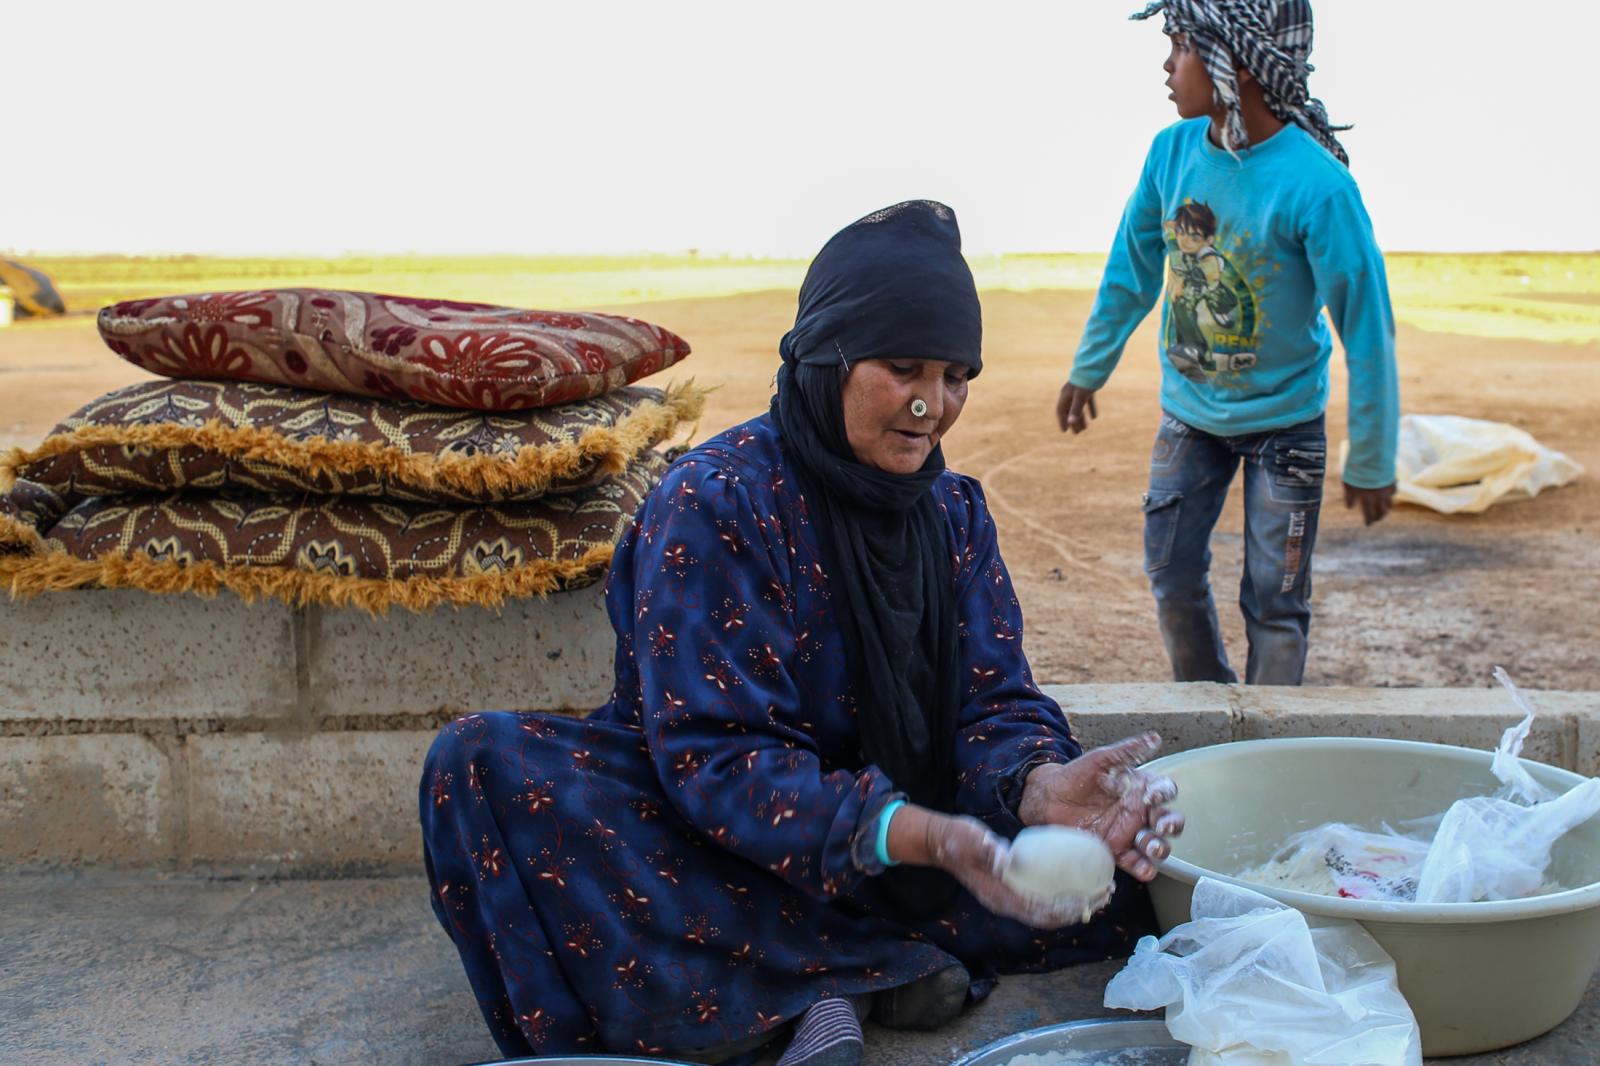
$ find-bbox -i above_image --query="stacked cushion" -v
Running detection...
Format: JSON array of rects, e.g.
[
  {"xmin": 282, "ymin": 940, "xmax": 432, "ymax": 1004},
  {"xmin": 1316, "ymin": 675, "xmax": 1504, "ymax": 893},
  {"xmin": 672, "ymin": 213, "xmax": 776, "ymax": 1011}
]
[
  {"xmin": 9, "ymin": 454, "xmax": 664, "ymax": 613},
  {"xmin": 1, "ymin": 378, "xmax": 702, "ymax": 504},
  {"xmin": 0, "ymin": 479, "xmax": 67, "ymax": 554},
  {"xmin": 1, "ymin": 288, "xmax": 698, "ymax": 613},
  {"xmin": 98, "ymin": 289, "xmax": 691, "ymax": 409}
]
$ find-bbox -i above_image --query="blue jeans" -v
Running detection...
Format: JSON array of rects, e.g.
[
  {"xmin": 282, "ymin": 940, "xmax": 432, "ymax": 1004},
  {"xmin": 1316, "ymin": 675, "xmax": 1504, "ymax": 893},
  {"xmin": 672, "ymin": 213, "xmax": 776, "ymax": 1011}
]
[{"xmin": 1142, "ymin": 412, "xmax": 1326, "ymax": 685}]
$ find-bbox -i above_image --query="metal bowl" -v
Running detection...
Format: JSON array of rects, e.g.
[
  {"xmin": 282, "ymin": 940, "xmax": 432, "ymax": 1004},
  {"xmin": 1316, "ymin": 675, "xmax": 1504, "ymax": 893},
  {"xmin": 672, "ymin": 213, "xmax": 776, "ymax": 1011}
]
[
  {"xmin": 1144, "ymin": 737, "xmax": 1600, "ymax": 1056},
  {"xmin": 951, "ymin": 1017, "xmax": 1185, "ymax": 1065}
]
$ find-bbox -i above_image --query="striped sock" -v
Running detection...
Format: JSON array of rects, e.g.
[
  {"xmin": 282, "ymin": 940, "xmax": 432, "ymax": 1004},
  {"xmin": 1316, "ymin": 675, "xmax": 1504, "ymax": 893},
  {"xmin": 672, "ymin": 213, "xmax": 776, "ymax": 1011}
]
[{"xmin": 776, "ymin": 996, "xmax": 863, "ymax": 1066}]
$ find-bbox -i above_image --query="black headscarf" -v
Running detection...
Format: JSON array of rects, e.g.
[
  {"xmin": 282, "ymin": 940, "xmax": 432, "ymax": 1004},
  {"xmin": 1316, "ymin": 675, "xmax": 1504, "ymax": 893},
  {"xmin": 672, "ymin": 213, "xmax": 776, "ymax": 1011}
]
[{"xmin": 771, "ymin": 201, "xmax": 982, "ymax": 915}]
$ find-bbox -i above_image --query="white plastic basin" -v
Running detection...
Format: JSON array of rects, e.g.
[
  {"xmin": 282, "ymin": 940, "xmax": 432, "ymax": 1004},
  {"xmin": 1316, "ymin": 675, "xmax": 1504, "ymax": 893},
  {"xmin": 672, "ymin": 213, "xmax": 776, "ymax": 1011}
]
[{"xmin": 1143, "ymin": 737, "xmax": 1600, "ymax": 1056}]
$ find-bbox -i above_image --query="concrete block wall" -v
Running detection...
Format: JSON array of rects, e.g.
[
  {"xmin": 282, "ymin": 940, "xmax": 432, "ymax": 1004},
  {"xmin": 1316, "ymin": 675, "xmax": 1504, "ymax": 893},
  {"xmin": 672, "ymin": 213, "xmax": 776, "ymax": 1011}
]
[
  {"xmin": 2, "ymin": 589, "xmax": 1597, "ymax": 874},
  {"xmin": 1, "ymin": 587, "xmax": 615, "ymax": 873}
]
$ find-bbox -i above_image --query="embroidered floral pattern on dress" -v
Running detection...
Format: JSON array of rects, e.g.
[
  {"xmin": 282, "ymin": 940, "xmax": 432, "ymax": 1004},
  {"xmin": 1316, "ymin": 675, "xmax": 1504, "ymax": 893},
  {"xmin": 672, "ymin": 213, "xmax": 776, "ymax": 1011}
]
[{"xmin": 418, "ymin": 414, "xmax": 1154, "ymax": 1059}]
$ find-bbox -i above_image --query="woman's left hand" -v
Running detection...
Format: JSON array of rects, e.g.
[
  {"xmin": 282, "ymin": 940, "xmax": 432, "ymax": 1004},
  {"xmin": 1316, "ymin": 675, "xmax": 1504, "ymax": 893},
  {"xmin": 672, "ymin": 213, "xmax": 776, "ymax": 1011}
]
[
  {"xmin": 891, "ymin": 806, "xmax": 1104, "ymax": 929},
  {"xmin": 1016, "ymin": 732, "xmax": 1184, "ymax": 882}
]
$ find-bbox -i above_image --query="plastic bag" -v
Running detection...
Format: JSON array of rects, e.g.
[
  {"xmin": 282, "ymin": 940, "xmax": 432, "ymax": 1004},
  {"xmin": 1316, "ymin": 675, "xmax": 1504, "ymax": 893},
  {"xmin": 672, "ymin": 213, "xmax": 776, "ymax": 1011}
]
[
  {"xmin": 1243, "ymin": 668, "xmax": 1600, "ymax": 904},
  {"xmin": 1339, "ymin": 414, "xmax": 1582, "ymax": 514},
  {"xmin": 1489, "ymin": 665, "xmax": 1557, "ymax": 806},
  {"xmin": 1413, "ymin": 667, "xmax": 1600, "ymax": 903},
  {"xmin": 1414, "ymin": 780, "xmax": 1600, "ymax": 903},
  {"xmin": 1104, "ymin": 878, "xmax": 1422, "ymax": 1065},
  {"xmin": 1244, "ymin": 821, "xmax": 1432, "ymax": 901}
]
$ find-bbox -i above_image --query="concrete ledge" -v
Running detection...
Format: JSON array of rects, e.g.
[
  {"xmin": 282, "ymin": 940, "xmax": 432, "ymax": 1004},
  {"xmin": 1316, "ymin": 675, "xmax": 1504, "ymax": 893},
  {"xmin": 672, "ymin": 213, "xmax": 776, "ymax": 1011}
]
[
  {"xmin": 1581, "ymin": 714, "xmax": 1600, "ymax": 779},
  {"xmin": 1231, "ymin": 686, "xmax": 1586, "ymax": 767},
  {"xmin": 0, "ymin": 734, "xmax": 175, "ymax": 865},
  {"xmin": 0, "ymin": 590, "xmax": 298, "ymax": 724},
  {"xmin": 1, "ymin": 679, "xmax": 1590, "ymax": 874},
  {"xmin": 1044, "ymin": 682, "xmax": 1233, "ymax": 754},
  {"xmin": 1045, "ymin": 683, "xmax": 1600, "ymax": 773},
  {"xmin": 0, "ymin": 586, "xmax": 612, "ymax": 872},
  {"xmin": 305, "ymin": 583, "xmax": 613, "ymax": 719},
  {"xmin": 186, "ymin": 732, "xmax": 435, "ymax": 873},
  {"xmin": 2, "ymin": 589, "xmax": 1597, "ymax": 872}
]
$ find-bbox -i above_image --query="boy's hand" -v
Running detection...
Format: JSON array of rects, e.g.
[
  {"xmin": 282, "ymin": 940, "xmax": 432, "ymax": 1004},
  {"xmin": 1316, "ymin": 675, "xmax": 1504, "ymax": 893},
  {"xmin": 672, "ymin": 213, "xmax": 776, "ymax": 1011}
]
[
  {"xmin": 1056, "ymin": 383, "xmax": 1099, "ymax": 434},
  {"xmin": 1343, "ymin": 481, "xmax": 1396, "ymax": 526}
]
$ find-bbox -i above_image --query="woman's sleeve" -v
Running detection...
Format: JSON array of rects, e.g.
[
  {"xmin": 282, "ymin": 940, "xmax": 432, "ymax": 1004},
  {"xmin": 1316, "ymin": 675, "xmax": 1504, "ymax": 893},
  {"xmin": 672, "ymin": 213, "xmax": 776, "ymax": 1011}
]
[
  {"xmin": 942, "ymin": 476, "xmax": 1082, "ymax": 837},
  {"xmin": 624, "ymin": 459, "xmax": 899, "ymax": 900}
]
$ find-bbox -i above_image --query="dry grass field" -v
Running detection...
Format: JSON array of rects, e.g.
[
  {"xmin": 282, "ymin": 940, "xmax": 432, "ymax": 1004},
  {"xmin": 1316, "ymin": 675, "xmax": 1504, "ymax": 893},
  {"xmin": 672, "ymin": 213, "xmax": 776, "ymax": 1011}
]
[{"xmin": 3, "ymin": 253, "xmax": 1596, "ymax": 691}]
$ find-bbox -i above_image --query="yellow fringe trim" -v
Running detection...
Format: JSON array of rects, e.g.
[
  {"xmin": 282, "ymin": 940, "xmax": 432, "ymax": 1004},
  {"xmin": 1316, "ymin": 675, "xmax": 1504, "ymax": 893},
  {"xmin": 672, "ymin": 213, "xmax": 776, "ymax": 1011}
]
[
  {"xmin": 0, "ymin": 513, "xmax": 44, "ymax": 554},
  {"xmin": 0, "ymin": 381, "xmax": 706, "ymax": 497},
  {"xmin": 0, "ymin": 544, "xmax": 615, "ymax": 616}
]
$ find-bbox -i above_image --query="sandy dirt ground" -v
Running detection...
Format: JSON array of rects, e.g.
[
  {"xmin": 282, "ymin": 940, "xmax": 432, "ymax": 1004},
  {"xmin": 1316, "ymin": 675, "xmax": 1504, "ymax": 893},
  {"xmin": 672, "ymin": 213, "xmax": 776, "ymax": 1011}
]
[{"xmin": 2, "ymin": 290, "xmax": 1596, "ymax": 691}]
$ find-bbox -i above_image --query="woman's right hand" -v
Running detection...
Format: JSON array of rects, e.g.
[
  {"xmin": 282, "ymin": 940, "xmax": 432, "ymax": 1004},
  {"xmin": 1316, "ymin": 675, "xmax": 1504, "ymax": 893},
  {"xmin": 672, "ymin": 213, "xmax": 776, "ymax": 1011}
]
[
  {"xmin": 887, "ymin": 805, "xmax": 1101, "ymax": 929},
  {"xmin": 1016, "ymin": 733, "xmax": 1183, "ymax": 882}
]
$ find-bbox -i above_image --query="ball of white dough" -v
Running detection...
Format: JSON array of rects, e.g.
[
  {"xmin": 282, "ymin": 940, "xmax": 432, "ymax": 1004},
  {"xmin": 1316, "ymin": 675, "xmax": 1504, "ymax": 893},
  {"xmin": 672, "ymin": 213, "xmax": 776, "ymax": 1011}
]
[{"xmin": 1003, "ymin": 825, "xmax": 1116, "ymax": 902}]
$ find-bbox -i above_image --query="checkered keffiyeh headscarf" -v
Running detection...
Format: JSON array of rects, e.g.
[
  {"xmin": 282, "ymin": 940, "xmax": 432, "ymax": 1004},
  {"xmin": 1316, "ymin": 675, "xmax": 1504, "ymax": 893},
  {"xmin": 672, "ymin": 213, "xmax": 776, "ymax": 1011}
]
[{"xmin": 1133, "ymin": 0, "xmax": 1349, "ymax": 165}]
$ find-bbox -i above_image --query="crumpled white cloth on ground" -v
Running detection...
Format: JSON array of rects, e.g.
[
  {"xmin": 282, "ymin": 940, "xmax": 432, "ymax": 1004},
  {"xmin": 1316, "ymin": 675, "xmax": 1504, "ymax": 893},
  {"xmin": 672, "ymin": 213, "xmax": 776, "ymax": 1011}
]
[{"xmin": 1340, "ymin": 414, "xmax": 1581, "ymax": 514}]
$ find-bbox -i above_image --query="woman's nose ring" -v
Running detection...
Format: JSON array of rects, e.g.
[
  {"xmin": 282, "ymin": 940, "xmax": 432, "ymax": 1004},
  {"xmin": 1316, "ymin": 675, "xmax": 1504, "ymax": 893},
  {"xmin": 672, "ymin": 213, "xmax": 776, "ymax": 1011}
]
[{"xmin": 910, "ymin": 398, "xmax": 928, "ymax": 418}]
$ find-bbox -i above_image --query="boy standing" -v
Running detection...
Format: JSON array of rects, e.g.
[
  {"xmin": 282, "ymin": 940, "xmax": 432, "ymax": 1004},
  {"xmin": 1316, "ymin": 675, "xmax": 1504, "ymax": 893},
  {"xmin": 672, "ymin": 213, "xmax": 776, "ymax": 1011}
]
[{"xmin": 1057, "ymin": 0, "xmax": 1398, "ymax": 685}]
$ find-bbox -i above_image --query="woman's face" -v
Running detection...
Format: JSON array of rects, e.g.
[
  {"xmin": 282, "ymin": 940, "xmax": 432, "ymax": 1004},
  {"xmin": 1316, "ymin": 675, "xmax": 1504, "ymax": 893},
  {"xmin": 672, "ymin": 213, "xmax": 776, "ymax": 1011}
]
[{"xmin": 840, "ymin": 357, "xmax": 970, "ymax": 474}]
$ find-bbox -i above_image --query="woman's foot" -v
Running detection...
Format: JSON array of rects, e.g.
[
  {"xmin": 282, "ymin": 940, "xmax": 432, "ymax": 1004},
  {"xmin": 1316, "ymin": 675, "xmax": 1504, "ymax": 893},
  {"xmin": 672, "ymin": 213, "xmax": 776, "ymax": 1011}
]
[
  {"xmin": 871, "ymin": 962, "xmax": 970, "ymax": 1030},
  {"xmin": 776, "ymin": 996, "xmax": 864, "ymax": 1066}
]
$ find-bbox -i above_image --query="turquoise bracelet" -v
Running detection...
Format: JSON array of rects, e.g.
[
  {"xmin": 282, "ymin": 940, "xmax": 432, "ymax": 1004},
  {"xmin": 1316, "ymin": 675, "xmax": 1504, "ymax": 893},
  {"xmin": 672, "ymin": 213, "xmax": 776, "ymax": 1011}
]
[{"xmin": 875, "ymin": 799, "xmax": 907, "ymax": 868}]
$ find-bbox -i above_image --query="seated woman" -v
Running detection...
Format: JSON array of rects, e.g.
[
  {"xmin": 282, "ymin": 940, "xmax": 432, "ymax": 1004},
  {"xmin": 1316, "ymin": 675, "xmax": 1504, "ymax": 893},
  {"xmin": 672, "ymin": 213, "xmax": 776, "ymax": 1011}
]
[{"xmin": 420, "ymin": 200, "xmax": 1183, "ymax": 1065}]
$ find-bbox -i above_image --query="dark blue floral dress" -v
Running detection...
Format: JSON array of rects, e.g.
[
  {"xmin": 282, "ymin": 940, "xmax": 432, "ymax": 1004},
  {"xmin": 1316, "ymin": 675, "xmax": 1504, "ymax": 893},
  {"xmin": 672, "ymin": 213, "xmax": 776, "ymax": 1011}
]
[{"xmin": 420, "ymin": 413, "xmax": 1152, "ymax": 1058}]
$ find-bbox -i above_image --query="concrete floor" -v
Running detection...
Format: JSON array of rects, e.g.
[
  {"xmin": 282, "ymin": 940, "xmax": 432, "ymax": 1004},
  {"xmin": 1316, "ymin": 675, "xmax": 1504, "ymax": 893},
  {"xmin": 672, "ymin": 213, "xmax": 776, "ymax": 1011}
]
[{"xmin": 0, "ymin": 874, "xmax": 1595, "ymax": 1066}]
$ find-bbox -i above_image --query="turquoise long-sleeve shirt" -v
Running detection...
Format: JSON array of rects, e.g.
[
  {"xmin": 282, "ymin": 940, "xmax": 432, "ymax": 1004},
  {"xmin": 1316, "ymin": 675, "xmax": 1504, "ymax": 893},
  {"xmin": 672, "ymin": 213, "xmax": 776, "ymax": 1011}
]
[{"xmin": 1070, "ymin": 118, "xmax": 1399, "ymax": 488}]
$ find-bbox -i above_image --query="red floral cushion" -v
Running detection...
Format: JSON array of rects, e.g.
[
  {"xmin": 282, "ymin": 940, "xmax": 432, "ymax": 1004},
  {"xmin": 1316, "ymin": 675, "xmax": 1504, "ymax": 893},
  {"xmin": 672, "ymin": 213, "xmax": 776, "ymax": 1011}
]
[{"xmin": 98, "ymin": 289, "xmax": 692, "ymax": 411}]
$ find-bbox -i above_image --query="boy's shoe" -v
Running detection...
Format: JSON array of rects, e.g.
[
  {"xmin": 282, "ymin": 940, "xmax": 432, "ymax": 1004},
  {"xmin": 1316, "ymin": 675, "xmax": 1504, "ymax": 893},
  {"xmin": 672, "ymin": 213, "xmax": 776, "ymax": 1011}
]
[{"xmin": 870, "ymin": 962, "xmax": 970, "ymax": 1030}]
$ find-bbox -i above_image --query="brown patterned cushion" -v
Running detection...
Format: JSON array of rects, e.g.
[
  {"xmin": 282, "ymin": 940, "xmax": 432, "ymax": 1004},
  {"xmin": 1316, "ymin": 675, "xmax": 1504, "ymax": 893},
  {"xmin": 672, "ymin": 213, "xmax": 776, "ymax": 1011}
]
[
  {"xmin": 1, "ymin": 378, "xmax": 703, "ymax": 505},
  {"xmin": 0, "ymin": 452, "xmax": 665, "ymax": 613},
  {"xmin": 98, "ymin": 289, "xmax": 692, "ymax": 410},
  {"xmin": 0, "ymin": 479, "xmax": 69, "ymax": 554}
]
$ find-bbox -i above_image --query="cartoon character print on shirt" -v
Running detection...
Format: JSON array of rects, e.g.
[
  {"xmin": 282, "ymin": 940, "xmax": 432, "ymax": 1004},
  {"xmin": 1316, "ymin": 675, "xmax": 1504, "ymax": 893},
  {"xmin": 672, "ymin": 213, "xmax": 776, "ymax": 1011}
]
[{"xmin": 1163, "ymin": 201, "xmax": 1261, "ymax": 383}]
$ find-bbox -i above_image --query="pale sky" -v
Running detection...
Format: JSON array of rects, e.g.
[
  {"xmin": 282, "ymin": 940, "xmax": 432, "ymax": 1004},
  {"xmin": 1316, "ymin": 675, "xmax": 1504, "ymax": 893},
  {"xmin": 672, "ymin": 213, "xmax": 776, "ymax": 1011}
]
[{"xmin": 7, "ymin": 0, "xmax": 1596, "ymax": 256}]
